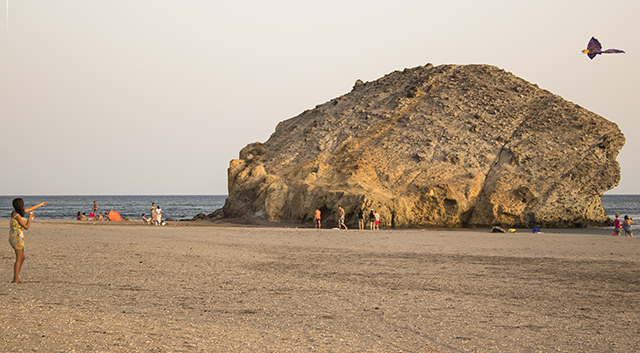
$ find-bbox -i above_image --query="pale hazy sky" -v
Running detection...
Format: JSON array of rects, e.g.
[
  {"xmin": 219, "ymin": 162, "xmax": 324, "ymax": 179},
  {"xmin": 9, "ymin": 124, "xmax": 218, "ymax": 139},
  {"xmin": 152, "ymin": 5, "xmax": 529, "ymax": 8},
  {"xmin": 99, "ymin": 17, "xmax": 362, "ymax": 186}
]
[{"xmin": 1, "ymin": 1, "xmax": 638, "ymax": 195}]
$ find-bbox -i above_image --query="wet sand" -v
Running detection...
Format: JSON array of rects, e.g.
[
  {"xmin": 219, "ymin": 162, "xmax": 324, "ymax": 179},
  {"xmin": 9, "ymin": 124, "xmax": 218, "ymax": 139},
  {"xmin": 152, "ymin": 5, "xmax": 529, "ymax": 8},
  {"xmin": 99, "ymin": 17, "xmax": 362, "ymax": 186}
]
[{"xmin": 1, "ymin": 220, "xmax": 639, "ymax": 352}]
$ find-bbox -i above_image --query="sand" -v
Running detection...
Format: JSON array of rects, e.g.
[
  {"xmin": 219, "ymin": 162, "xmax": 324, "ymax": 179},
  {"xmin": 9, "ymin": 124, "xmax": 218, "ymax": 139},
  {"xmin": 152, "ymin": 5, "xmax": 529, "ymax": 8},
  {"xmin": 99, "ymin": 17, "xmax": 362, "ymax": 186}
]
[{"xmin": 1, "ymin": 220, "xmax": 639, "ymax": 352}]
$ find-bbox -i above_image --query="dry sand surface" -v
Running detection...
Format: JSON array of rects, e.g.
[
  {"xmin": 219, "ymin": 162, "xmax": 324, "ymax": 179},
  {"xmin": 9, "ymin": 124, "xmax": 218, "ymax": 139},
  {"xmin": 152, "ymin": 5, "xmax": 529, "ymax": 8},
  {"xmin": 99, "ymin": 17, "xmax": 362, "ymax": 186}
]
[{"xmin": 1, "ymin": 220, "xmax": 639, "ymax": 352}]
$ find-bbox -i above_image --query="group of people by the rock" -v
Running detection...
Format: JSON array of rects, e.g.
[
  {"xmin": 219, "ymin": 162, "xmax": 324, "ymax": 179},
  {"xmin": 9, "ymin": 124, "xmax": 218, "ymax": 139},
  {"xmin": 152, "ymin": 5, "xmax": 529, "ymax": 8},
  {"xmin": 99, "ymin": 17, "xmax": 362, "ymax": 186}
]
[
  {"xmin": 315, "ymin": 206, "xmax": 381, "ymax": 230},
  {"xmin": 613, "ymin": 212, "xmax": 634, "ymax": 237}
]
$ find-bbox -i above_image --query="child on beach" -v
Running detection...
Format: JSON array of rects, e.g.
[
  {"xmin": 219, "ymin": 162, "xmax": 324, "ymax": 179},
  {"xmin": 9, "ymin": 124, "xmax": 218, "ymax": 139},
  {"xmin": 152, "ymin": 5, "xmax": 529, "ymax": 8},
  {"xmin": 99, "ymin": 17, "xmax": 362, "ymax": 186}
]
[
  {"xmin": 613, "ymin": 213, "xmax": 622, "ymax": 236},
  {"xmin": 623, "ymin": 215, "xmax": 634, "ymax": 237},
  {"xmin": 9, "ymin": 198, "xmax": 47, "ymax": 283}
]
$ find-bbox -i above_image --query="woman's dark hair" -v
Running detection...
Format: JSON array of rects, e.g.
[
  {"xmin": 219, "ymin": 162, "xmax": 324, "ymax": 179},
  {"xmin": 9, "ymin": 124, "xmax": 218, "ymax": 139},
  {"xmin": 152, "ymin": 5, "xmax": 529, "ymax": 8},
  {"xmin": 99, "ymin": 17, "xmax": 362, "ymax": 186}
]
[
  {"xmin": 12, "ymin": 198, "xmax": 25, "ymax": 217},
  {"xmin": 625, "ymin": 215, "xmax": 629, "ymax": 220}
]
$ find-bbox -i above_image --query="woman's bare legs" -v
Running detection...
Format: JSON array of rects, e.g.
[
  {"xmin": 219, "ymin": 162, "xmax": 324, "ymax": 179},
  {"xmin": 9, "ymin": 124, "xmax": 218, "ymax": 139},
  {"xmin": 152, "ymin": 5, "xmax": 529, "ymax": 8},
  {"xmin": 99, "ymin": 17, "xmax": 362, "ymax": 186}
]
[{"xmin": 13, "ymin": 249, "xmax": 25, "ymax": 283}]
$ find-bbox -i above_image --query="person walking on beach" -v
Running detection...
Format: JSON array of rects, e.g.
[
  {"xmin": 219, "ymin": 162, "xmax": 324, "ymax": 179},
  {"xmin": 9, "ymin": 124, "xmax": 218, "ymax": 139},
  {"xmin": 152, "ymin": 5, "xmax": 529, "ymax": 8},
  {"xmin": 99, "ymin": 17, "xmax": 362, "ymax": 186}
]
[
  {"xmin": 374, "ymin": 211, "xmax": 381, "ymax": 230},
  {"xmin": 92, "ymin": 201, "xmax": 98, "ymax": 217},
  {"xmin": 337, "ymin": 206, "xmax": 347, "ymax": 230},
  {"xmin": 623, "ymin": 215, "xmax": 634, "ymax": 237},
  {"xmin": 613, "ymin": 213, "xmax": 622, "ymax": 236},
  {"xmin": 357, "ymin": 209, "xmax": 364, "ymax": 230},
  {"xmin": 369, "ymin": 209, "xmax": 376, "ymax": 230},
  {"xmin": 9, "ymin": 198, "xmax": 47, "ymax": 283},
  {"xmin": 314, "ymin": 208, "xmax": 322, "ymax": 229}
]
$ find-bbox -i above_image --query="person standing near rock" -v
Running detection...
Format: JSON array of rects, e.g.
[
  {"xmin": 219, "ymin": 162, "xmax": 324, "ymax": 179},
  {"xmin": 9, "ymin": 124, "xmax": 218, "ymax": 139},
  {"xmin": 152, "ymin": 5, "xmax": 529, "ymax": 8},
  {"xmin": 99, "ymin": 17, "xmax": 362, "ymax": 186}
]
[
  {"xmin": 314, "ymin": 208, "xmax": 322, "ymax": 229},
  {"xmin": 623, "ymin": 215, "xmax": 634, "ymax": 237},
  {"xmin": 374, "ymin": 211, "xmax": 381, "ymax": 230},
  {"xmin": 369, "ymin": 210, "xmax": 376, "ymax": 230},
  {"xmin": 613, "ymin": 213, "xmax": 622, "ymax": 236},
  {"xmin": 337, "ymin": 206, "xmax": 347, "ymax": 230},
  {"xmin": 357, "ymin": 209, "xmax": 364, "ymax": 230}
]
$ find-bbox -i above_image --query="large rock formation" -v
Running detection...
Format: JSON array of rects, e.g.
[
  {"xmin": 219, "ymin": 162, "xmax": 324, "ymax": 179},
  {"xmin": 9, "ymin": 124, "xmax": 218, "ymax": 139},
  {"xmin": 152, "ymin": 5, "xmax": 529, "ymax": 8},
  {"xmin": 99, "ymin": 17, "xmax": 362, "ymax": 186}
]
[{"xmin": 222, "ymin": 64, "xmax": 625, "ymax": 228}]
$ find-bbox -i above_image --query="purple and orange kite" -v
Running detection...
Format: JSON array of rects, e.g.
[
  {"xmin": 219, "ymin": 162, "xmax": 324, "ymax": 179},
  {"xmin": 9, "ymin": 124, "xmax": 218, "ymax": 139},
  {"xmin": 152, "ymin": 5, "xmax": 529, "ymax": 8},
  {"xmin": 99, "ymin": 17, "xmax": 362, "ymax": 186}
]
[{"xmin": 582, "ymin": 37, "xmax": 625, "ymax": 60}]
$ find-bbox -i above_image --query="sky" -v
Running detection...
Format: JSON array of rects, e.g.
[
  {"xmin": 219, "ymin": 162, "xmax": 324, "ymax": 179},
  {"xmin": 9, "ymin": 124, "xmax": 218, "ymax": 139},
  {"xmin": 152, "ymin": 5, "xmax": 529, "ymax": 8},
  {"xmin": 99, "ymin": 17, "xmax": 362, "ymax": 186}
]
[{"xmin": 1, "ymin": 0, "xmax": 638, "ymax": 196}]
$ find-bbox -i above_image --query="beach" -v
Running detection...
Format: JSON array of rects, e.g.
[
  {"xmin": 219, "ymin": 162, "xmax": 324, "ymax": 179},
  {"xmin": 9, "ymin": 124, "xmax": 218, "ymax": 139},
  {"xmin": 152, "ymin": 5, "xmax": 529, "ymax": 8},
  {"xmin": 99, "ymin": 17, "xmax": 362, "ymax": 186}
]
[{"xmin": 1, "ymin": 220, "xmax": 639, "ymax": 352}]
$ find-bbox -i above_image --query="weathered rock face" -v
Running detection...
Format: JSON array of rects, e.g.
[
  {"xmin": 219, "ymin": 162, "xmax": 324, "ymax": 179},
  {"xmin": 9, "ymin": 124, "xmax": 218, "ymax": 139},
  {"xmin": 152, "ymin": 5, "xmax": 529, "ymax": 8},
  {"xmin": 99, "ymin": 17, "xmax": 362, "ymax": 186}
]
[{"xmin": 222, "ymin": 64, "xmax": 625, "ymax": 228}]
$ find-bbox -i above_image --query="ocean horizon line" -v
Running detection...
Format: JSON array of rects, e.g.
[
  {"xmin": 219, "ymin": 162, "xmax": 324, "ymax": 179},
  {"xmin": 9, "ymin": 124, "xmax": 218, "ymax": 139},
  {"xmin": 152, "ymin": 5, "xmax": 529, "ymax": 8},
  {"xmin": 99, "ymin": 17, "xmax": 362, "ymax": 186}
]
[{"xmin": 0, "ymin": 194, "xmax": 228, "ymax": 197}]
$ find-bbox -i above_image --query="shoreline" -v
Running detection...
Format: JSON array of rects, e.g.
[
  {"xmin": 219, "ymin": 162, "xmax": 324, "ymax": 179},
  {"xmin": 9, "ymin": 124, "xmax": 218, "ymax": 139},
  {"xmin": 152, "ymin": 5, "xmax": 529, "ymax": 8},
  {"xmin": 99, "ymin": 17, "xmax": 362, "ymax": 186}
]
[{"xmin": 0, "ymin": 218, "xmax": 624, "ymax": 233}]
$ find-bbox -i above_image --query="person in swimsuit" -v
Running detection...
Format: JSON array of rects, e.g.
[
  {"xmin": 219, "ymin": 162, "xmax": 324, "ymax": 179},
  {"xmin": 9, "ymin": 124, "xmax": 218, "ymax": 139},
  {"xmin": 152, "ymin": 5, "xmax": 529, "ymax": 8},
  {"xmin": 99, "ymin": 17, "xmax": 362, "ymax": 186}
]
[
  {"xmin": 623, "ymin": 215, "xmax": 634, "ymax": 237},
  {"xmin": 92, "ymin": 201, "xmax": 98, "ymax": 217},
  {"xmin": 337, "ymin": 206, "xmax": 347, "ymax": 230},
  {"xmin": 151, "ymin": 203, "xmax": 157, "ymax": 225},
  {"xmin": 9, "ymin": 198, "xmax": 47, "ymax": 283},
  {"xmin": 314, "ymin": 208, "xmax": 322, "ymax": 229}
]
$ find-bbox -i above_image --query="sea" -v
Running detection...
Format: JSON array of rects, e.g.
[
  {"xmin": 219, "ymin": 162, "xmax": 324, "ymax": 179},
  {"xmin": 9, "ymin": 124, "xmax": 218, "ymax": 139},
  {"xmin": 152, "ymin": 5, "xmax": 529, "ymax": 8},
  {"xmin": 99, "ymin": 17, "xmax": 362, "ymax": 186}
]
[
  {"xmin": 0, "ymin": 195, "xmax": 227, "ymax": 221},
  {"xmin": 0, "ymin": 194, "xmax": 638, "ymax": 224}
]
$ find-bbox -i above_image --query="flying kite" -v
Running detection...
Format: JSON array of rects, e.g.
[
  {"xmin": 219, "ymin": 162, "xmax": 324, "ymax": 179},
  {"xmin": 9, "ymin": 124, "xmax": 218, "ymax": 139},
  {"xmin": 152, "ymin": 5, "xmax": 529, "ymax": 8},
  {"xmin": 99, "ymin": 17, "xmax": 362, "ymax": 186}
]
[{"xmin": 582, "ymin": 37, "xmax": 625, "ymax": 60}]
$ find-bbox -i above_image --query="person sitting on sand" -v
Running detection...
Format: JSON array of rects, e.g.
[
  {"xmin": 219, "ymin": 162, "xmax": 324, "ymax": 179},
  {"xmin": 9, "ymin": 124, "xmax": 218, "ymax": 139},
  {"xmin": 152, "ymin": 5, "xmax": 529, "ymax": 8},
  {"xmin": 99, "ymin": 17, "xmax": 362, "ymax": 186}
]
[
  {"xmin": 80, "ymin": 212, "xmax": 87, "ymax": 221},
  {"xmin": 141, "ymin": 214, "xmax": 152, "ymax": 225},
  {"xmin": 623, "ymin": 215, "xmax": 634, "ymax": 237},
  {"xmin": 97, "ymin": 212, "xmax": 103, "ymax": 221},
  {"xmin": 77, "ymin": 211, "xmax": 82, "ymax": 220}
]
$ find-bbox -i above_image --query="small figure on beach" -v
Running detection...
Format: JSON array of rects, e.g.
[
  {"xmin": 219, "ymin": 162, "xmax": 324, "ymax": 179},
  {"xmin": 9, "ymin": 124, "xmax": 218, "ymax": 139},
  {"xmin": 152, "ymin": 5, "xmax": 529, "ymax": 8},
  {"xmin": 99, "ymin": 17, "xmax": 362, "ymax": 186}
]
[
  {"xmin": 155, "ymin": 206, "xmax": 163, "ymax": 226},
  {"xmin": 357, "ymin": 209, "xmax": 364, "ymax": 230},
  {"xmin": 77, "ymin": 212, "xmax": 87, "ymax": 221},
  {"xmin": 314, "ymin": 208, "xmax": 321, "ymax": 229},
  {"xmin": 337, "ymin": 206, "xmax": 347, "ymax": 230},
  {"xmin": 150, "ymin": 202, "xmax": 156, "ymax": 225},
  {"xmin": 374, "ymin": 211, "xmax": 381, "ymax": 230},
  {"xmin": 491, "ymin": 226, "xmax": 506, "ymax": 233},
  {"xmin": 141, "ymin": 214, "xmax": 152, "ymax": 224},
  {"xmin": 97, "ymin": 212, "xmax": 103, "ymax": 221},
  {"xmin": 92, "ymin": 201, "xmax": 98, "ymax": 215},
  {"xmin": 613, "ymin": 213, "xmax": 622, "ymax": 236},
  {"xmin": 369, "ymin": 210, "xmax": 375, "ymax": 230},
  {"xmin": 9, "ymin": 198, "xmax": 48, "ymax": 283},
  {"xmin": 623, "ymin": 215, "xmax": 634, "ymax": 237}
]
